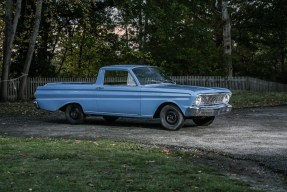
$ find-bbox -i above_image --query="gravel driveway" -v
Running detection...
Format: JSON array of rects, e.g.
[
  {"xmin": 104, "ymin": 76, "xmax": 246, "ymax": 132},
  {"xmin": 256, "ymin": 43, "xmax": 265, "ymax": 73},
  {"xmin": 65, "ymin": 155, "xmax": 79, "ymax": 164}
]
[{"xmin": 1, "ymin": 105, "xmax": 287, "ymax": 191}]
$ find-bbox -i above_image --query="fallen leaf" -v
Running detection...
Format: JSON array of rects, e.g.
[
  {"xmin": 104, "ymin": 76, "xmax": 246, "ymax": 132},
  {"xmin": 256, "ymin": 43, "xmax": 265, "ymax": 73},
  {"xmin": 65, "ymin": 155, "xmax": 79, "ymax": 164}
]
[
  {"xmin": 126, "ymin": 179, "xmax": 134, "ymax": 183},
  {"xmin": 162, "ymin": 148, "xmax": 170, "ymax": 155}
]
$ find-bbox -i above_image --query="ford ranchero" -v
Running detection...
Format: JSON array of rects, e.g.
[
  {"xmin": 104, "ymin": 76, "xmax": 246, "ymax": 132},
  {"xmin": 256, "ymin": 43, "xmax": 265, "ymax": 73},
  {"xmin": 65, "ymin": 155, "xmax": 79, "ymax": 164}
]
[{"xmin": 34, "ymin": 65, "xmax": 232, "ymax": 130}]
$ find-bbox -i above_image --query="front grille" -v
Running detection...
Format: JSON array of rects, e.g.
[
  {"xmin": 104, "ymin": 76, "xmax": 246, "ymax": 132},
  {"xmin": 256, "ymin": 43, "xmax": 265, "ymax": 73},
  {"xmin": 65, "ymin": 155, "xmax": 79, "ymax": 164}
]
[{"xmin": 200, "ymin": 94, "xmax": 226, "ymax": 105}]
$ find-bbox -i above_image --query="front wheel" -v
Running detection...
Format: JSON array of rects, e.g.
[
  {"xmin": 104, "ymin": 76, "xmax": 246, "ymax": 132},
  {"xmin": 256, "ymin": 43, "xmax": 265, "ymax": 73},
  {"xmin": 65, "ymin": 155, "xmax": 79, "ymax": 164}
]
[
  {"xmin": 160, "ymin": 105, "xmax": 185, "ymax": 131},
  {"xmin": 192, "ymin": 116, "xmax": 215, "ymax": 126},
  {"xmin": 65, "ymin": 104, "xmax": 85, "ymax": 125}
]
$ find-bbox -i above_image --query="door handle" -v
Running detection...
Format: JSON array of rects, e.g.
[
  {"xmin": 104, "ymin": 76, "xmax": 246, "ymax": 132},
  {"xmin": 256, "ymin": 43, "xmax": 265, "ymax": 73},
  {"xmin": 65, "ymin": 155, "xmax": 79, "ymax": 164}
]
[{"xmin": 95, "ymin": 87, "xmax": 104, "ymax": 90}]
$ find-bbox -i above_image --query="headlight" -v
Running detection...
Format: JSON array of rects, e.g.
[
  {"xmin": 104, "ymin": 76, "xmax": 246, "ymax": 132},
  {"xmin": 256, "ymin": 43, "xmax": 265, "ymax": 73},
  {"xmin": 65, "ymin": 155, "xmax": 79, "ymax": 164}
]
[
  {"xmin": 223, "ymin": 94, "xmax": 231, "ymax": 104},
  {"xmin": 194, "ymin": 95, "xmax": 202, "ymax": 106}
]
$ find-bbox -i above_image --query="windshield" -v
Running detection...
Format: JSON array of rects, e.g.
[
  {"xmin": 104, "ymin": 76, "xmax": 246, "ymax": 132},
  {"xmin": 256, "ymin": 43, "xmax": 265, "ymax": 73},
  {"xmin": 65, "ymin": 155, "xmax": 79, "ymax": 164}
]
[{"xmin": 132, "ymin": 67, "xmax": 174, "ymax": 85}]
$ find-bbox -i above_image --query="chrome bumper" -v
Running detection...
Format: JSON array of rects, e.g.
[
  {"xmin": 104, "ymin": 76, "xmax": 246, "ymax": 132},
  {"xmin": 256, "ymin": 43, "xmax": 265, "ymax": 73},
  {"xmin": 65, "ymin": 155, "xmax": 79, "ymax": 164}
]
[{"xmin": 187, "ymin": 104, "xmax": 232, "ymax": 116}]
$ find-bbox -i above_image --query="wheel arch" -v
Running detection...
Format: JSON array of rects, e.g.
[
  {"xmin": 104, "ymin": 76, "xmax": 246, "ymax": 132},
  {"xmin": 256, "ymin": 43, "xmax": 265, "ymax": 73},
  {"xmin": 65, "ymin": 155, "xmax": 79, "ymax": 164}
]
[
  {"xmin": 59, "ymin": 102, "xmax": 82, "ymax": 112},
  {"xmin": 153, "ymin": 102, "xmax": 183, "ymax": 118}
]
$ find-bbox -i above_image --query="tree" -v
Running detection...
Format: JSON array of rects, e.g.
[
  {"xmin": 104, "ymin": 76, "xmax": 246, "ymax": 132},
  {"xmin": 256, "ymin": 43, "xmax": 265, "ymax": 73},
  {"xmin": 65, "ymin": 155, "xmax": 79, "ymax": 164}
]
[
  {"xmin": 2, "ymin": 0, "xmax": 285, "ymax": 95},
  {"xmin": 215, "ymin": 0, "xmax": 232, "ymax": 77},
  {"xmin": 18, "ymin": 0, "xmax": 43, "ymax": 100},
  {"xmin": 231, "ymin": 0, "xmax": 287, "ymax": 83},
  {"xmin": 1, "ymin": 0, "xmax": 22, "ymax": 102},
  {"xmin": 221, "ymin": 0, "xmax": 232, "ymax": 77},
  {"xmin": 55, "ymin": 0, "xmax": 119, "ymax": 77},
  {"xmin": 141, "ymin": 0, "xmax": 222, "ymax": 75}
]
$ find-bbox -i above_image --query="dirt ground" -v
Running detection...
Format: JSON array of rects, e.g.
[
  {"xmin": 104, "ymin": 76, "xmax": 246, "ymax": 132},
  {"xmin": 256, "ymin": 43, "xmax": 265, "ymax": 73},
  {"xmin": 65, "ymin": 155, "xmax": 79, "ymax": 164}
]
[{"xmin": 1, "ymin": 105, "xmax": 287, "ymax": 191}]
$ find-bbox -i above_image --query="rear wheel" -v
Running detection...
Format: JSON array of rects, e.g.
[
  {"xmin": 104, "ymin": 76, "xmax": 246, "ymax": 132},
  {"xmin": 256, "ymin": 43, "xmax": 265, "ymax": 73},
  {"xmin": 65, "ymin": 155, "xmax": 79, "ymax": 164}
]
[
  {"xmin": 65, "ymin": 104, "xmax": 85, "ymax": 124},
  {"xmin": 160, "ymin": 104, "xmax": 185, "ymax": 131},
  {"xmin": 192, "ymin": 116, "xmax": 215, "ymax": 126}
]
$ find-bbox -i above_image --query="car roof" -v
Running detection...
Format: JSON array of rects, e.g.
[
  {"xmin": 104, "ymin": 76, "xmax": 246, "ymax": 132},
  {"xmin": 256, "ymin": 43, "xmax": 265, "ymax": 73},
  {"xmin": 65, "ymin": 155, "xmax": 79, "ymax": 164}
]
[{"xmin": 100, "ymin": 65, "xmax": 153, "ymax": 70}]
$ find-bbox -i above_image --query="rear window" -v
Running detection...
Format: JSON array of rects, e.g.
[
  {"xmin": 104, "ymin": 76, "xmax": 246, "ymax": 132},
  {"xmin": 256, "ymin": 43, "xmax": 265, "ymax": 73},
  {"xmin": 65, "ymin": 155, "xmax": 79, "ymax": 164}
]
[{"xmin": 104, "ymin": 70, "xmax": 136, "ymax": 86}]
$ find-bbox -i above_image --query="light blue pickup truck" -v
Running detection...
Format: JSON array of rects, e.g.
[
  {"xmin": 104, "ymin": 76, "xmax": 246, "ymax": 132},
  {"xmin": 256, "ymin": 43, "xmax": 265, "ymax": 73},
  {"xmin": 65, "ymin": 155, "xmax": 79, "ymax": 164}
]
[{"xmin": 34, "ymin": 65, "xmax": 232, "ymax": 130}]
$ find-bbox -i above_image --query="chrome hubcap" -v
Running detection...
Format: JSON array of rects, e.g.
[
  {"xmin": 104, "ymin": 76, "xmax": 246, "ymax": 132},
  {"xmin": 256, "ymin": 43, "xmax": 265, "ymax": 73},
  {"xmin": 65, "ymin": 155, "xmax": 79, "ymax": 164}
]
[{"xmin": 166, "ymin": 110, "xmax": 178, "ymax": 125}]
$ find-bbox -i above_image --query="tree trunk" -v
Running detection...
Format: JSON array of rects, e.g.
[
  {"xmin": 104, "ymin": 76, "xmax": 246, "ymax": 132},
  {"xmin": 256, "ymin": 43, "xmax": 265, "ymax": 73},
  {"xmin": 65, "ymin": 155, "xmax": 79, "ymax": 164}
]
[
  {"xmin": 138, "ymin": 1, "xmax": 143, "ymax": 51},
  {"xmin": 1, "ymin": 0, "xmax": 13, "ymax": 102},
  {"xmin": 222, "ymin": 0, "xmax": 233, "ymax": 77},
  {"xmin": 125, "ymin": 24, "xmax": 129, "ymax": 49},
  {"xmin": 77, "ymin": 25, "xmax": 86, "ymax": 75},
  {"xmin": 1, "ymin": 0, "xmax": 22, "ymax": 102},
  {"xmin": 56, "ymin": 47, "xmax": 68, "ymax": 75},
  {"xmin": 143, "ymin": 6, "xmax": 148, "ymax": 50},
  {"xmin": 18, "ymin": 0, "xmax": 43, "ymax": 100}
]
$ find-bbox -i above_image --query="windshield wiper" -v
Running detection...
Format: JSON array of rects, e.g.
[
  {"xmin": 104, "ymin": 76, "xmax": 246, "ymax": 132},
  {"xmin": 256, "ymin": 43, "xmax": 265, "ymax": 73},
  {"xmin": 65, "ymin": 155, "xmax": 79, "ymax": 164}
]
[{"xmin": 162, "ymin": 79, "xmax": 176, "ymax": 84}]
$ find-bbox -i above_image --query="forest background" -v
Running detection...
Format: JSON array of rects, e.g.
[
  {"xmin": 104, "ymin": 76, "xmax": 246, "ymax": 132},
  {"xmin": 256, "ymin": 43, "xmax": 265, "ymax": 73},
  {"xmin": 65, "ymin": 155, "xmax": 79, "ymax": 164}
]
[{"xmin": 0, "ymin": 0, "xmax": 287, "ymax": 100}]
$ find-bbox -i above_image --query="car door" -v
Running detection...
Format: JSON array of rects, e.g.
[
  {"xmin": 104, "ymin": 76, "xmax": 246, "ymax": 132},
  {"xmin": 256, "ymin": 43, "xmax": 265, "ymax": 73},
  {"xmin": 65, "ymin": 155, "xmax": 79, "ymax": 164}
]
[{"xmin": 96, "ymin": 70, "xmax": 141, "ymax": 116}]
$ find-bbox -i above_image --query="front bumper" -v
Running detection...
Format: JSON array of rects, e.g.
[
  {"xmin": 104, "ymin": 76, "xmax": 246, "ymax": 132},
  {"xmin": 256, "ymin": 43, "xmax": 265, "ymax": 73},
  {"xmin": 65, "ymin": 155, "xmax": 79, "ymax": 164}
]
[{"xmin": 187, "ymin": 104, "xmax": 232, "ymax": 116}]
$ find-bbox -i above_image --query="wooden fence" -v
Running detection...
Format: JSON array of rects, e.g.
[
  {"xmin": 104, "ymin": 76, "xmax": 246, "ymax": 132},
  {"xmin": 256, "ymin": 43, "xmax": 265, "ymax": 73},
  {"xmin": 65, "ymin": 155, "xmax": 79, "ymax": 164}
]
[{"xmin": 5, "ymin": 76, "xmax": 287, "ymax": 100}]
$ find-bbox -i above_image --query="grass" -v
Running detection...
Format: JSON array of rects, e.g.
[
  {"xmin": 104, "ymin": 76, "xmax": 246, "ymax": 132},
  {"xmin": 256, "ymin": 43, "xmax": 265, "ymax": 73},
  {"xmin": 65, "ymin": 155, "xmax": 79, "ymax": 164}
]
[
  {"xmin": 229, "ymin": 91, "xmax": 287, "ymax": 108},
  {"xmin": 1, "ymin": 91, "xmax": 285, "ymax": 191},
  {"xmin": 0, "ymin": 137, "xmax": 256, "ymax": 192}
]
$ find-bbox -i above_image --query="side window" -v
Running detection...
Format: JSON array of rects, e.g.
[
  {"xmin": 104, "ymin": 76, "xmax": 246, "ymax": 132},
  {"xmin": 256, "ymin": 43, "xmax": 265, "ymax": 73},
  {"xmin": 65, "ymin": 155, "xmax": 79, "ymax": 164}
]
[{"xmin": 104, "ymin": 70, "xmax": 136, "ymax": 86}]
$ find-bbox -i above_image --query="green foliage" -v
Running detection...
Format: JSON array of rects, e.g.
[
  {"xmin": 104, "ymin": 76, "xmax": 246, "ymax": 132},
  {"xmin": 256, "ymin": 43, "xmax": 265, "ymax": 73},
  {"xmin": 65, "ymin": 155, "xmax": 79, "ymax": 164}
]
[
  {"xmin": 143, "ymin": 0, "xmax": 224, "ymax": 76},
  {"xmin": 1, "ymin": 0, "xmax": 286, "ymax": 82},
  {"xmin": 231, "ymin": 0, "xmax": 287, "ymax": 83},
  {"xmin": 0, "ymin": 137, "xmax": 256, "ymax": 191}
]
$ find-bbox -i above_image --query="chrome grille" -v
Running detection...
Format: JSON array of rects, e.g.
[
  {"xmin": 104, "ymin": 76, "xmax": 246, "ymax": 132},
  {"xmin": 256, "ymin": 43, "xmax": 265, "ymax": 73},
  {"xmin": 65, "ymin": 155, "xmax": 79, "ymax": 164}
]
[{"xmin": 201, "ymin": 94, "xmax": 226, "ymax": 105}]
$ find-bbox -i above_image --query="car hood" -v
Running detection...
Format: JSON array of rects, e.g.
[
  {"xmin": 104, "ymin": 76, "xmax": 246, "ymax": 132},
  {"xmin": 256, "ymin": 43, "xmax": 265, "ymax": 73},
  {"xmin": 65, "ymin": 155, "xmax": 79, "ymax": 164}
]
[{"xmin": 143, "ymin": 84, "xmax": 231, "ymax": 95}]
